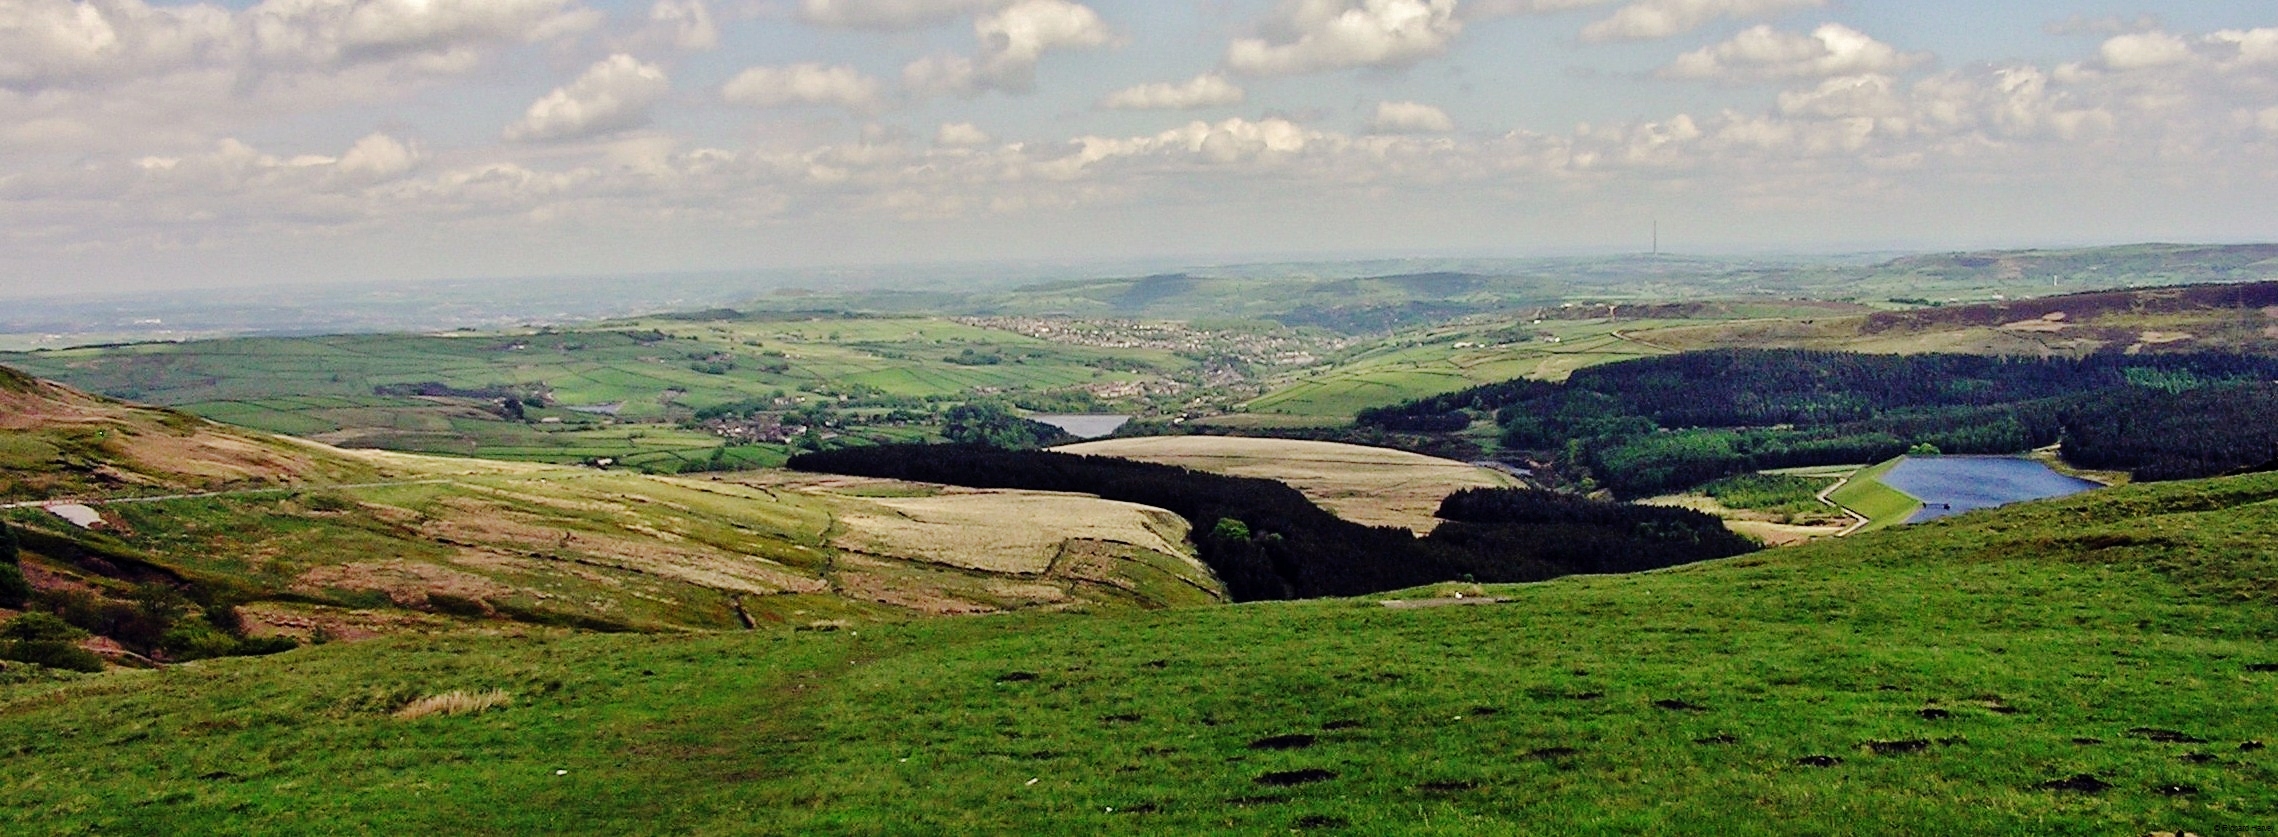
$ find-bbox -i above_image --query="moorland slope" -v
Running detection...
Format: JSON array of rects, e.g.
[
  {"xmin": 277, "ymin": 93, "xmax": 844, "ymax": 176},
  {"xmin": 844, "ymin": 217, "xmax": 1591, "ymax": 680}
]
[
  {"xmin": 0, "ymin": 365, "xmax": 382, "ymax": 503},
  {"xmin": 1637, "ymin": 280, "xmax": 2278, "ymax": 357},
  {"xmin": 3, "ymin": 468, "xmax": 2274, "ymax": 833},
  {"xmin": 0, "ymin": 369, "xmax": 1224, "ymax": 655}
]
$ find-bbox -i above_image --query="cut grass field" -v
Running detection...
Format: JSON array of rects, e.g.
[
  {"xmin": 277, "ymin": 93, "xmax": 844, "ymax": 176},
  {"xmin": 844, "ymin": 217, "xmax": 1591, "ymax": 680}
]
[
  {"xmin": 5, "ymin": 471, "xmax": 2277, "ymax": 833},
  {"xmin": 1056, "ymin": 436, "xmax": 1518, "ymax": 533},
  {"xmin": 1826, "ymin": 457, "xmax": 1923, "ymax": 532}
]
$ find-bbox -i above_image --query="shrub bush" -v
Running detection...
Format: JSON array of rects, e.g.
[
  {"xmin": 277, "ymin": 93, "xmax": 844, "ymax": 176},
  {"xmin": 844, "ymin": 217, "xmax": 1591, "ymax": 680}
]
[
  {"xmin": 2, "ymin": 611, "xmax": 83, "ymax": 642},
  {"xmin": 0, "ymin": 612, "xmax": 104, "ymax": 673},
  {"xmin": 0, "ymin": 522, "xmax": 25, "ymax": 609},
  {"xmin": 2, "ymin": 640, "xmax": 105, "ymax": 673}
]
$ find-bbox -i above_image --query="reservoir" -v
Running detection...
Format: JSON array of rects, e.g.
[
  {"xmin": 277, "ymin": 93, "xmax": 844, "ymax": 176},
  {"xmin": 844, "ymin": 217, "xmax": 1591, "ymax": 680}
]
[
  {"xmin": 1879, "ymin": 456, "xmax": 2103, "ymax": 523},
  {"xmin": 1030, "ymin": 414, "xmax": 1132, "ymax": 439}
]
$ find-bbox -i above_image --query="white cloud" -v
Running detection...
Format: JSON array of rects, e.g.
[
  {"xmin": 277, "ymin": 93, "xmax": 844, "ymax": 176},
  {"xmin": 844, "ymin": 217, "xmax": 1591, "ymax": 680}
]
[
  {"xmin": 335, "ymin": 132, "xmax": 421, "ymax": 180},
  {"xmin": 2080, "ymin": 27, "xmax": 2278, "ymax": 75},
  {"xmin": 1765, "ymin": 64, "xmax": 2117, "ymax": 145},
  {"xmin": 1773, "ymin": 73, "xmax": 1904, "ymax": 120},
  {"xmin": 2210, "ymin": 28, "xmax": 2278, "ymax": 69},
  {"xmin": 1099, "ymin": 74, "xmax": 1244, "ymax": 110},
  {"xmin": 1226, "ymin": 0, "xmax": 1463, "ymax": 76},
  {"xmin": 9, "ymin": 18, "xmax": 2278, "ymax": 286},
  {"xmin": 1662, "ymin": 24, "xmax": 1930, "ymax": 82},
  {"xmin": 1046, "ymin": 117, "xmax": 1327, "ymax": 176},
  {"xmin": 1369, "ymin": 100, "xmax": 1455, "ymax": 133},
  {"xmin": 505, "ymin": 54, "xmax": 669, "ymax": 143},
  {"xmin": 902, "ymin": 0, "xmax": 1113, "ymax": 96},
  {"xmin": 0, "ymin": 0, "xmax": 601, "ymax": 154},
  {"xmin": 1461, "ymin": 0, "xmax": 1618, "ymax": 20},
  {"xmin": 644, "ymin": 0, "xmax": 718, "ymax": 51},
  {"xmin": 935, "ymin": 122, "xmax": 993, "ymax": 146},
  {"xmin": 1581, "ymin": 0, "xmax": 1823, "ymax": 42},
  {"xmin": 796, "ymin": 0, "xmax": 1006, "ymax": 30},
  {"xmin": 722, "ymin": 63, "xmax": 883, "ymax": 111},
  {"xmin": 0, "ymin": 131, "xmax": 424, "ymax": 222},
  {"xmin": 2098, "ymin": 31, "xmax": 2193, "ymax": 71},
  {"xmin": 0, "ymin": 0, "xmax": 599, "ymax": 89}
]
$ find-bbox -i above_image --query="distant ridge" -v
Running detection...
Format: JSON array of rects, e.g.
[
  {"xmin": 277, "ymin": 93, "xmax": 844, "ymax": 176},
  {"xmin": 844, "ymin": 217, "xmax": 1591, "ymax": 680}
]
[{"xmin": 1862, "ymin": 280, "xmax": 2278, "ymax": 335}]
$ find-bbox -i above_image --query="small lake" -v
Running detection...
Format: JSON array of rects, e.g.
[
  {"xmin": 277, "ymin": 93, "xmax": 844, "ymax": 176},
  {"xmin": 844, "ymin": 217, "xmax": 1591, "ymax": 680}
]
[
  {"xmin": 45, "ymin": 503, "xmax": 103, "ymax": 529},
  {"xmin": 1879, "ymin": 457, "xmax": 2104, "ymax": 523},
  {"xmin": 1030, "ymin": 414, "xmax": 1133, "ymax": 439}
]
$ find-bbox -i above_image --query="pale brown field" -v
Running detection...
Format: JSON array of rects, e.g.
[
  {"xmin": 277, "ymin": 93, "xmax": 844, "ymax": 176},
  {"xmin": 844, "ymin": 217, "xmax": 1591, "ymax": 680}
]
[
  {"xmin": 1056, "ymin": 436, "xmax": 1518, "ymax": 534},
  {"xmin": 1640, "ymin": 493, "xmax": 1852, "ymax": 546},
  {"xmin": 828, "ymin": 490, "xmax": 1191, "ymax": 575}
]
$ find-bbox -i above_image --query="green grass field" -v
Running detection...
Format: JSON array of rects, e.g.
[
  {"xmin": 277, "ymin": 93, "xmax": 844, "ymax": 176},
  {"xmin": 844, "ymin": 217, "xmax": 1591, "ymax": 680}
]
[
  {"xmin": 1699, "ymin": 473, "xmax": 1837, "ymax": 517},
  {"xmin": 1827, "ymin": 458, "xmax": 1924, "ymax": 531},
  {"xmin": 7, "ymin": 471, "xmax": 2276, "ymax": 833},
  {"xmin": 1239, "ymin": 321, "xmax": 1674, "ymax": 423},
  {"xmin": 4, "ymin": 319, "xmax": 1176, "ymax": 413},
  {"xmin": 0, "ymin": 317, "xmax": 1184, "ymax": 466}
]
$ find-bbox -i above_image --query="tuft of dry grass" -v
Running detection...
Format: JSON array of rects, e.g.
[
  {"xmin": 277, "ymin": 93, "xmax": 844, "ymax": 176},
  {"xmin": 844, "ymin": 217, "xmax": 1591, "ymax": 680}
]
[{"xmin": 393, "ymin": 689, "xmax": 512, "ymax": 720}]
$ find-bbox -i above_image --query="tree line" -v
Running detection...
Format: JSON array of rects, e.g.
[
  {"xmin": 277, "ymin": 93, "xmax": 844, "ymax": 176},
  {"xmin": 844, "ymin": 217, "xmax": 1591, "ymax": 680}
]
[
  {"xmin": 1358, "ymin": 349, "xmax": 2278, "ymax": 496},
  {"xmin": 787, "ymin": 445, "xmax": 1756, "ymax": 602}
]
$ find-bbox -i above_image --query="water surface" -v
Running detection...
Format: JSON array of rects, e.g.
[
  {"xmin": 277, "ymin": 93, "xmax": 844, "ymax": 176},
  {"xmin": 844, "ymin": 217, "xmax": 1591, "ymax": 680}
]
[
  {"xmin": 1030, "ymin": 414, "xmax": 1133, "ymax": 439},
  {"xmin": 1880, "ymin": 456, "xmax": 2102, "ymax": 523}
]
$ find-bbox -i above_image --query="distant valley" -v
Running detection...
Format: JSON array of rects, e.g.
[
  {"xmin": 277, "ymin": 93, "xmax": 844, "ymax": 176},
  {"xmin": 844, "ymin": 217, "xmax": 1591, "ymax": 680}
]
[{"xmin": 6, "ymin": 243, "xmax": 2278, "ymax": 834}]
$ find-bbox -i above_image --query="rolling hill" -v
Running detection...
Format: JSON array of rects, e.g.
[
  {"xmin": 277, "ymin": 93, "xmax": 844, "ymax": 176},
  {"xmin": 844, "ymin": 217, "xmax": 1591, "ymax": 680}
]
[
  {"xmin": 1634, "ymin": 280, "xmax": 2278, "ymax": 358},
  {"xmin": 1232, "ymin": 278, "xmax": 2278, "ymax": 425},
  {"xmin": 3, "ymin": 464, "xmax": 2274, "ymax": 833},
  {"xmin": 0, "ymin": 364, "xmax": 382, "ymax": 503},
  {"xmin": 0, "ymin": 368, "xmax": 1225, "ymax": 659}
]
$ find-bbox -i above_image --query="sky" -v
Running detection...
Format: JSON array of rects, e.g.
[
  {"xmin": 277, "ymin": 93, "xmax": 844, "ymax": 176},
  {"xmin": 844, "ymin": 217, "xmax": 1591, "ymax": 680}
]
[{"xmin": 2, "ymin": 0, "xmax": 2276, "ymax": 297}]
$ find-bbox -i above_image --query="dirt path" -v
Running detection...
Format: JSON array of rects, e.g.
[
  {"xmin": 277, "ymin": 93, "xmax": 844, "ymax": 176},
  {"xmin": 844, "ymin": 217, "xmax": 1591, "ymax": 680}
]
[
  {"xmin": 1815, "ymin": 473, "xmax": 1874, "ymax": 537},
  {"xmin": 1606, "ymin": 329, "xmax": 1679, "ymax": 354}
]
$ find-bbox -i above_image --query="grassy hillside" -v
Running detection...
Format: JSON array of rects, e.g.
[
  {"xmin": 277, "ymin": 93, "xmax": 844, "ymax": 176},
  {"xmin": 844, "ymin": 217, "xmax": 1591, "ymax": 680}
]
[
  {"xmin": 1637, "ymin": 280, "xmax": 2278, "ymax": 358},
  {"xmin": 6, "ymin": 471, "xmax": 2275, "ymax": 833},
  {"xmin": 743, "ymin": 245, "xmax": 2278, "ymax": 325},
  {"xmin": 1234, "ymin": 279, "xmax": 2278, "ymax": 426},
  {"xmin": 6, "ymin": 465, "xmax": 1225, "ymax": 639},
  {"xmin": 0, "ymin": 368, "xmax": 1222, "ymax": 651},
  {"xmin": 0, "ymin": 364, "xmax": 383, "ymax": 503},
  {"xmin": 1825, "ymin": 458, "xmax": 1922, "ymax": 532}
]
